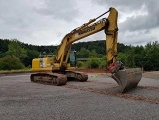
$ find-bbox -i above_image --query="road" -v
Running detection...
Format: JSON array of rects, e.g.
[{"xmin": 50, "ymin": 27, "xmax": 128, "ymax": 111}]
[{"xmin": 0, "ymin": 73, "xmax": 159, "ymax": 120}]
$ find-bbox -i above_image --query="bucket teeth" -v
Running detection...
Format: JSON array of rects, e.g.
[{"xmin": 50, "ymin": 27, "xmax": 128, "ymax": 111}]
[{"xmin": 112, "ymin": 68, "xmax": 142, "ymax": 93}]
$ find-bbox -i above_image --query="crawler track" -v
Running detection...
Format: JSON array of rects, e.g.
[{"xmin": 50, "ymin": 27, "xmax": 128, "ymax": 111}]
[
  {"xmin": 30, "ymin": 71, "xmax": 88, "ymax": 85},
  {"xmin": 64, "ymin": 71, "xmax": 88, "ymax": 82},
  {"xmin": 30, "ymin": 72, "xmax": 67, "ymax": 86}
]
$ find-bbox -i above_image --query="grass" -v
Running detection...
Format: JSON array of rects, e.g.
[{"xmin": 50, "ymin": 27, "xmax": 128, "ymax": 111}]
[{"xmin": 0, "ymin": 68, "xmax": 33, "ymax": 74}]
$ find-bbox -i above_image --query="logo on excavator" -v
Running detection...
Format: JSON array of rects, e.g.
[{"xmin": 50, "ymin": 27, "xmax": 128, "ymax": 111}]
[{"xmin": 78, "ymin": 26, "xmax": 95, "ymax": 35}]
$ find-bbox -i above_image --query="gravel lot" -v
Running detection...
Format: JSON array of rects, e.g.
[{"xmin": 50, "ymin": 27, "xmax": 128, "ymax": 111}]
[{"xmin": 0, "ymin": 73, "xmax": 159, "ymax": 120}]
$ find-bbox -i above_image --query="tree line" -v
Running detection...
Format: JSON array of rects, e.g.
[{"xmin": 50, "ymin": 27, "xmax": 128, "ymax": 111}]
[{"xmin": 0, "ymin": 39, "xmax": 159, "ymax": 71}]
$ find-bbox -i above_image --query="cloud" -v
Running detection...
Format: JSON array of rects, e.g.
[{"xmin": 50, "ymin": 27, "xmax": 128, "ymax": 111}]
[
  {"xmin": 95, "ymin": 0, "xmax": 159, "ymax": 31},
  {"xmin": 0, "ymin": 0, "xmax": 78, "ymax": 45},
  {"xmin": 34, "ymin": 0, "xmax": 79, "ymax": 22},
  {"xmin": 0, "ymin": 0, "xmax": 158, "ymax": 46},
  {"xmin": 94, "ymin": 0, "xmax": 159, "ymax": 45}
]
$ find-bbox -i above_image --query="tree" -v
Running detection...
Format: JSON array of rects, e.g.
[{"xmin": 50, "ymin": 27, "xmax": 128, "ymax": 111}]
[
  {"xmin": 22, "ymin": 49, "xmax": 40, "ymax": 67},
  {"xmin": 117, "ymin": 52, "xmax": 126, "ymax": 64},
  {"xmin": 0, "ymin": 55, "xmax": 25, "ymax": 70},
  {"xmin": 7, "ymin": 39, "xmax": 27, "ymax": 61},
  {"xmin": 76, "ymin": 47, "xmax": 90, "ymax": 58},
  {"xmin": 89, "ymin": 50, "xmax": 98, "ymax": 58},
  {"xmin": 0, "ymin": 39, "xmax": 9, "ymax": 54},
  {"xmin": 124, "ymin": 48, "xmax": 136, "ymax": 67},
  {"xmin": 143, "ymin": 41, "xmax": 159, "ymax": 71}
]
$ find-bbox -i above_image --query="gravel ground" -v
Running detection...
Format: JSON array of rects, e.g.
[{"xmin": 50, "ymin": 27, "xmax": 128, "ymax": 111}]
[{"xmin": 0, "ymin": 73, "xmax": 159, "ymax": 120}]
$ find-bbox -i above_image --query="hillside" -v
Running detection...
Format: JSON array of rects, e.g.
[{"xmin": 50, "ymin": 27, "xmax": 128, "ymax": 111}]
[{"xmin": 0, "ymin": 39, "xmax": 159, "ymax": 71}]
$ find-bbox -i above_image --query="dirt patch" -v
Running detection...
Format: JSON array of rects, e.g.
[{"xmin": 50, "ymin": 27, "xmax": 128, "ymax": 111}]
[
  {"xmin": 64, "ymin": 84, "xmax": 159, "ymax": 104},
  {"xmin": 77, "ymin": 69, "xmax": 159, "ymax": 78},
  {"xmin": 142, "ymin": 72, "xmax": 159, "ymax": 78},
  {"xmin": 1, "ymin": 68, "xmax": 159, "ymax": 79},
  {"xmin": 76, "ymin": 69, "xmax": 107, "ymax": 73}
]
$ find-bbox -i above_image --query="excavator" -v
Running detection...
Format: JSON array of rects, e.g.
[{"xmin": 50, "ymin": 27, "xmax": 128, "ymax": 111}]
[{"xmin": 31, "ymin": 7, "xmax": 142, "ymax": 93}]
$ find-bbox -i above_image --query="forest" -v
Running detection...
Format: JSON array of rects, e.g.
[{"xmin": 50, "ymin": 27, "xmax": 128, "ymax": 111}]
[{"xmin": 0, "ymin": 38, "xmax": 159, "ymax": 71}]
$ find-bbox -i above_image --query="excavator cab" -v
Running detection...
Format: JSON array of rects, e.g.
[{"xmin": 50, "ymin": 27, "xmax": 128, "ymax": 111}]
[{"xmin": 69, "ymin": 50, "xmax": 76, "ymax": 67}]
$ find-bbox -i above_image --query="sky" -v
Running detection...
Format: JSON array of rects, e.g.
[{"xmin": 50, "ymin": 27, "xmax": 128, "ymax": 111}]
[{"xmin": 0, "ymin": 0, "xmax": 159, "ymax": 46}]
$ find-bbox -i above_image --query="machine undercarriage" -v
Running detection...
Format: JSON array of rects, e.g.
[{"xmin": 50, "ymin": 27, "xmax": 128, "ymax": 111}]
[{"xmin": 30, "ymin": 71, "xmax": 88, "ymax": 86}]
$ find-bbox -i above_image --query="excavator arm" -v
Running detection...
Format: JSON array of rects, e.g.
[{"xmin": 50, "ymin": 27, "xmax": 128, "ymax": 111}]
[{"xmin": 54, "ymin": 7, "xmax": 118, "ymax": 71}]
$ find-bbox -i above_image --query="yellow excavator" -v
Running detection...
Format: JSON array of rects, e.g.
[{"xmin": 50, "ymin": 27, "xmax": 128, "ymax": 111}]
[{"xmin": 31, "ymin": 7, "xmax": 142, "ymax": 93}]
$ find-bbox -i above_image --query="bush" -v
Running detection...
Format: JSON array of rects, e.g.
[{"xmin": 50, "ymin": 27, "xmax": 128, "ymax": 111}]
[
  {"xmin": 99, "ymin": 60, "xmax": 106, "ymax": 68},
  {"xmin": 76, "ymin": 57, "xmax": 107, "ymax": 69},
  {"xmin": 85, "ymin": 58, "xmax": 100, "ymax": 69},
  {"xmin": 0, "ymin": 55, "xmax": 25, "ymax": 70},
  {"xmin": 76, "ymin": 61, "xmax": 84, "ymax": 68}
]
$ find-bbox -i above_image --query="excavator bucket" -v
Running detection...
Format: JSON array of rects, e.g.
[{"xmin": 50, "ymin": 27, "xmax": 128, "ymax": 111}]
[{"xmin": 112, "ymin": 68, "xmax": 142, "ymax": 93}]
